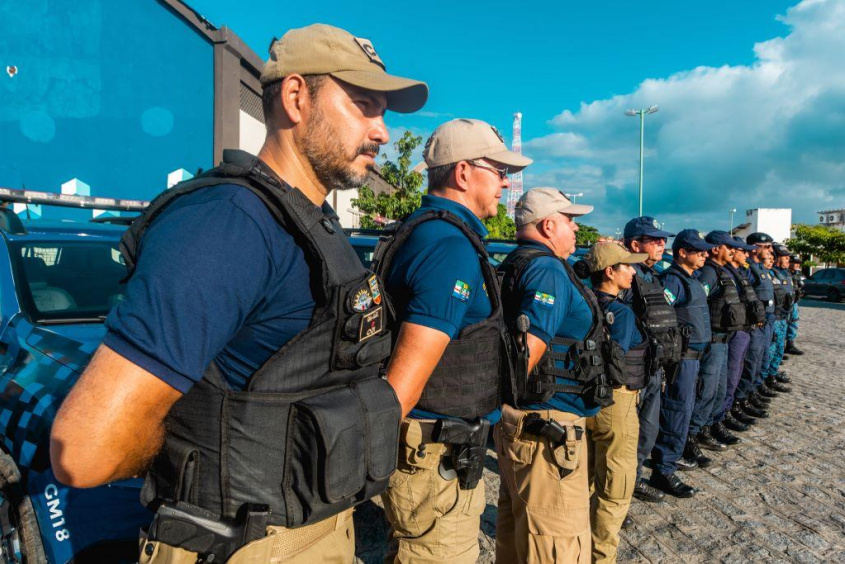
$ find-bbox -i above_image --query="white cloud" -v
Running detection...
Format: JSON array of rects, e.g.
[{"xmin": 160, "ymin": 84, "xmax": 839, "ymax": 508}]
[{"xmin": 523, "ymin": 0, "xmax": 845, "ymax": 235}]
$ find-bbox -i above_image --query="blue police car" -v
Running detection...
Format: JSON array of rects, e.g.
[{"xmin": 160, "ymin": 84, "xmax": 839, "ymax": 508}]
[{"xmin": 0, "ymin": 189, "xmax": 151, "ymax": 563}]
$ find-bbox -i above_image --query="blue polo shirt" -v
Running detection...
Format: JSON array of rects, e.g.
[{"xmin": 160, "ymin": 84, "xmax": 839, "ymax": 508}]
[
  {"xmin": 511, "ymin": 241, "xmax": 597, "ymax": 417},
  {"xmin": 385, "ymin": 194, "xmax": 496, "ymax": 421},
  {"xmin": 596, "ymin": 291, "xmax": 644, "ymax": 353},
  {"xmin": 104, "ymin": 184, "xmax": 315, "ymax": 392}
]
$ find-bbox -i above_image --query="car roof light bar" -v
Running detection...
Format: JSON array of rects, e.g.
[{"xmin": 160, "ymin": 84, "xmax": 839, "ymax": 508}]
[{"xmin": 0, "ymin": 187, "xmax": 149, "ymax": 211}]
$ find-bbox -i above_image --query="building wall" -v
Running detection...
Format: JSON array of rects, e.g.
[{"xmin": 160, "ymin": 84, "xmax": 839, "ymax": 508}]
[
  {"xmin": 734, "ymin": 208, "xmax": 793, "ymax": 243},
  {"xmin": 817, "ymin": 209, "xmax": 845, "ymax": 231}
]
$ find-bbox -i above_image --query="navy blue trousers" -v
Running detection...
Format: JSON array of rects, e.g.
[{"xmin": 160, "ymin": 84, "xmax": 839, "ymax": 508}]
[
  {"xmin": 717, "ymin": 330, "xmax": 751, "ymax": 421},
  {"xmin": 652, "ymin": 359, "xmax": 699, "ymax": 475},
  {"xmin": 636, "ymin": 369, "xmax": 662, "ymax": 480},
  {"xmin": 736, "ymin": 320, "xmax": 773, "ymax": 399}
]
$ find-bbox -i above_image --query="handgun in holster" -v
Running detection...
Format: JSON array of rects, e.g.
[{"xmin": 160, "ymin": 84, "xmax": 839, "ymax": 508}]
[
  {"xmin": 522, "ymin": 414, "xmax": 584, "ymax": 478},
  {"xmin": 145, "ymin": 499, "xmax": 269, "ymax": 562},
  {"xmin": 432, "ymin": 417, "xmax": 490, "ymax": 490}
]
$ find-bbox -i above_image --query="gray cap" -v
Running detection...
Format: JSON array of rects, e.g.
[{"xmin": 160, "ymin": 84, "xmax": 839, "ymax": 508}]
[
  {"xmin": 422, "ymin": 118, "xmax": 533, "ymax": 171},
  {"xmin": 515, "ymin": 188, "xmax": 593, "ymax": 227}
]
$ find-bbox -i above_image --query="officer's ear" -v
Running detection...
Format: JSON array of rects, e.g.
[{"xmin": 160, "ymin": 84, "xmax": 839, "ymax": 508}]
[
  {"xmin": 278, "ymin": 74, "xmax": 311, "ymax": 125},
  {"xmin": 451, "ymin": 161, "xmax": 473, "ymax": 192}
]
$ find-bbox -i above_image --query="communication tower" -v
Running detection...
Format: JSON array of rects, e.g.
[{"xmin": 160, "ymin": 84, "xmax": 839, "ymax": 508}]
[{"xmin": 507, "ymin": 112, "xmax": 523, "ymax": 217}]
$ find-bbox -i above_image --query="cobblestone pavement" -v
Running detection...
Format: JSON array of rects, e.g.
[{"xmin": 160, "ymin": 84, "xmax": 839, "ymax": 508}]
[{"xmin": 355, "ymin": 301, "xmax": 845, "ymax": 563}]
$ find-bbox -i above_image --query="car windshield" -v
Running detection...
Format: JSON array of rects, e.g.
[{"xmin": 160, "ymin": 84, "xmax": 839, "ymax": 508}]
[{"xmin": 11, "ymin": 240, "xmax": 126, "ymax": 324}]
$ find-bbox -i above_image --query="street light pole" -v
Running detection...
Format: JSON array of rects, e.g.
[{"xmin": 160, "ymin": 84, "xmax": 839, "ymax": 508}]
[
  {"xmin": 729, "ymin": 208, "xmax": 736, "ymax": 236},
  {"xmin": 565, "ymin": 192, "xmax": 583, "ymax": 203},
  {"xmin": 625, "ymin": 105, "xmax": 659, "ymax": 217}
]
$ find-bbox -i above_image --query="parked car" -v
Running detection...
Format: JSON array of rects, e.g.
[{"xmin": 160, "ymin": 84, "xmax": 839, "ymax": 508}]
[
  {"xmin": 802, "ymin": 268, "xmax": 845, "ymax": 301},
  {"xmin": 0, "ymin": 189, "xmax": 151, "ymax": 563}
]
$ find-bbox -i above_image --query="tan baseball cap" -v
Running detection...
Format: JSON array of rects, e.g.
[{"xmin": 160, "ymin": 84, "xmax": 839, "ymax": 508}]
[
  {"xmin": 514, "ymin": 188, "xmax": 593, "ymax": 227},
  {"xmin": 422, "ymin": 118, "xmax": 533, "ymax": 171},
  {"xmin": 585, "ymin": 242, "xmax": 649, "ymax": 273},
  {"xmin": 261, "ymin": 24, "xmax": 428, "ymax": 114}
]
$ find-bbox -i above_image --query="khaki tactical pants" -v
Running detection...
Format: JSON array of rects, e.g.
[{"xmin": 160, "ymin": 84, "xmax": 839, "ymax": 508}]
[
  {"xmin": 495, "ymin": 404, "xmax": 591, "ymax": 564},
  {"xmin": 139, "ymin": 508, "xmax": 354, "ymax": 563},
  {"xmin": 586, "ymin": 387, "xmax": 640, "ymax": 564},
  {"xmin": 380, "ymin": 419, "xmax": 486, "ymax": 564}
]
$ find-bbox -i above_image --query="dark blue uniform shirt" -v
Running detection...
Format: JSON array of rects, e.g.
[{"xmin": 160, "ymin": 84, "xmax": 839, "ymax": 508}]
[
  {"xmin": 105, "ymin": 185, "xmax": 315, "ymax": 392},
  {"xmin": 385, "ymin": 195, "xmax": 496, "ymax": 421},
  {"xmin": 596, "ymin": 291, "xmax": 644, "ymax": 353},
  {"xmin": 512, "ymin": 241, "xmax": 597, "ymax": 417}
]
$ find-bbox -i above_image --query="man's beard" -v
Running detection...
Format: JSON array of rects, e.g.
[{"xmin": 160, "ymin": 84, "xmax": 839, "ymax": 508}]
[{"xmin": 301, "ymin": 106, "xmax": 380, "ymax": 192}]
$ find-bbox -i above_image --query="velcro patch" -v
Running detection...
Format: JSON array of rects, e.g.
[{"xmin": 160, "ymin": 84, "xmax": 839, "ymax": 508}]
[
  {"xmin": 359, "ymin": 306, "xmax": 383, "ymax": 342},
  {"xmin": 534, "ymin": 291, "xmax": 556, "ymax": 307},
  {"xmin": 452, "ymin": 280, "xmax": 471, "ymax": 302},
  {"xmin": 354, "ymin": 37, "xmax": 385, "ymax": 69}
]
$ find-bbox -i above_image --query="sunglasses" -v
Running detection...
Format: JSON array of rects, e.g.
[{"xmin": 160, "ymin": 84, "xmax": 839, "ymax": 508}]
[{"xmin": 468, "ymin": 160, "xmax": 509, "ymax": 181}]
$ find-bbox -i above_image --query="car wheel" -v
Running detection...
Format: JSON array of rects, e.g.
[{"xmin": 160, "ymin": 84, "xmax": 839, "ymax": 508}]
[
  {"xmin": 0, "ymin": 452, "xmax": 46, "ymax": 564},
  {"xmin": 827, "ymin": 288, "xmax": 841, "ymax": 302}
]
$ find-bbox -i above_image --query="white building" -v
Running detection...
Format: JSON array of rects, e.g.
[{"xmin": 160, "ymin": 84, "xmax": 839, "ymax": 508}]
[
  {"xmin": 732, "ymin": 208, "xmax": 792, "ymax": 243},
  {"xmin": 817, "ymin": 209, "xmax": 845, "ymax": 231}
]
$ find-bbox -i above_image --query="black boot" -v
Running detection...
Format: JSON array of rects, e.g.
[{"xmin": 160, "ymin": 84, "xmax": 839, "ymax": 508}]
[
  {"xmin": 697, "ymin": 426, "xmax": 727, "ymax": 451},
  {"xmin": 750, "ymin": 390, "xmax": 772, "ymax": 404},
  {"xmin": 766, "ymin": 377, "xmax": 792, "ymax": 393},
  {"xmin": 650, "ymin": 471, "xmax": 696, "ymax": 498},
  {"xmin": 741, "ymin": 399, "xmax": 769, "ymax": 418},
  {"xmin": 785, "ymin": 341, "xmax": 804, "ymax": 355},
  {"xmin": 749, "ymin": 394, "xmax": 770, "ymax": 411},
  {"xmin": 684, "ymin": 436, "xmax": 712, "ymax": 467},
  {"xmin": 711, "ymin": 422, "xmax": 741, "ymax": 445},
  {"xmin": 776, "ymin": 372, "xmax": 792, "ymax": 384},
  {"xmin": 634, "ymin": 478, "xmax": 666, "ymax": 502},
  {"xmin": 724, "ymin": 411, "xmax": 751, "ymax": 432},
  {"xmin": 757, "ymin": 385, "xmax": 779, "ymax": 398},
  {"xmin": 731, "ymin": 404, "xmax": 757, "ymax": 425},
  {"xmin": 622, "ymin": 515, "xmax": 634, "ymax": 529},
  {"xmin": 676, "ymin": 456, "xmax": 698, "ymax": 471}
]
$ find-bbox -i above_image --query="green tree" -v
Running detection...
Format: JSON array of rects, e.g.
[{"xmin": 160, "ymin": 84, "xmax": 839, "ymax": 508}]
[
  {"xmin": 352, "ymin": 131, "xmax": 424, "ymax": 228},
  {"xmin": 786, "ymin": 224, "xmax": 845, "ymax": 266},
  {"xmin": 483, "ymin": 204, "xmax": 516, "ymax": 239},
  {"xmin": 575, "ymin": 223, "xmax": 600, "ymax": 246}
]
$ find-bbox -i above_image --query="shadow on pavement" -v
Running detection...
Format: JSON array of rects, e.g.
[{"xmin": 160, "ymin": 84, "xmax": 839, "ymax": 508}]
[{"xmin": 797, "ymin": 298, "xmax": 845, "ymax": 311}]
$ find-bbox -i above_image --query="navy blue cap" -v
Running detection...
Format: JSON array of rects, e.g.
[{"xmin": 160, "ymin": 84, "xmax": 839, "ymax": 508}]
[
  {"xmin": 790, "ymin": 254, "xmax": 801, "ymax": 263},
  {"xmin": 746, "ymin": 232, "xmax": 774, "ymax": 245},
  {"xmin": 623, "ymin": 216, "xmax": 675, "ymax": 240},
  {"xmin": 672, "ymin": 229, "xmax": 716, "ymax": 253},
  {"xmin": 732, "ymin": 236, "xmax": 756, "ymax": 252},
  {"xmin": 705, "ymin": 230, "xmax": 744, "ymax": 248},
  {"xmin": 773, "ymin": 243, "xmax": 791, "ymax": 257}
]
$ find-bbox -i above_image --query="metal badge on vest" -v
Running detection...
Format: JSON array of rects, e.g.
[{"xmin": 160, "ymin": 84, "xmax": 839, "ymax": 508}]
[
  {"xmin": 123, "ymin": 150, "xmax": 401, "ymax": 530},
  {"xmin": 371, "ymin": 208, "xmax": 509, "ymax": 420},
  {"xmin": 498, "ymin": 246, "xmax": 613, "ymax": 408}
]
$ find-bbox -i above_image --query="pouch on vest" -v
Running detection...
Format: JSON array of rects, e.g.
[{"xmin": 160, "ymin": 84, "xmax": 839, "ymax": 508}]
[{"xmin": 602, "ymin": 339, "xmax": 627, "ymax": 387}]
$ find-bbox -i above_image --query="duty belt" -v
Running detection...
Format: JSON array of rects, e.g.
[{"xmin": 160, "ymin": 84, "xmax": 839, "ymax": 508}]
[
  {"xmin": 711, "ymin": 332, "xmax": 731, "ymax": 344},
  {"xmin": 681, "ymin": 349, "xmax": 706, "ymax": 360},
  {"xmin": 412, "ymin": 418, "xmax": 490, "ymax": 490}
]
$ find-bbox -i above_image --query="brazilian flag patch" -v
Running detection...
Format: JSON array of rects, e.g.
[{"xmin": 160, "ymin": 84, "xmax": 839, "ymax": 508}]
[
  {"xmin": 534, "ymin": 291, "xmax": 556, "ymax": 307},
  {"xmin": 452, "ymin": 280, "xmax": 471, "ymax": 301}
]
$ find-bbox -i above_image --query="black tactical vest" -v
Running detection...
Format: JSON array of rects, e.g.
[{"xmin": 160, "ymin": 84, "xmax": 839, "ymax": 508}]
[
  {"xmin": 660, "ymin": 264, "xmax": 712, "ymax": 346},
  {"xmin": 371, "ymin": 209, "xmax": 507, "ymax": 419},
  {"xmin": 771, "ymin": 267, "xmax": 794, "ymax": 318},
  {"xmin": 748, "ymin": 261, "xmax": 775, "ymax": 315},
  {"xmin": 122, "ymin": 151, "xmax": 401, "ymax": 528},
  {"xmin": 726, "ymin": 264, "xmax": 766, "ymax": 328},
  {"xmin": 595, "ymin": 293, "xmax": 650, "ymax": 390},
  {"xmin": 629, "ymin": 266, "xmax": 684, "ymax": 372},
  {"xmin": 498, "ymin": 245, "xmax": 612, "ymax": 407},
  {"xmin": 700, "ymin": 260, "xmax": 746, "ymax": 333}
]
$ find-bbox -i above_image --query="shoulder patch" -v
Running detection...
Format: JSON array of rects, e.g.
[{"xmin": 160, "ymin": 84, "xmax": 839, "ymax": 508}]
[
  {"xmin": 534, "ymin": 291, "xmax": 556, "ymax": 307},
  {"xmin": 664, "ymin": 288, "xmax": 677, "ymax": 305},
  {"xmin": 703, "ymin": 283, "xmax": 711, "ymax": 296},
  {"xmin": 452, "ymin": 280, "xmax": 471, "ymax": 302}
]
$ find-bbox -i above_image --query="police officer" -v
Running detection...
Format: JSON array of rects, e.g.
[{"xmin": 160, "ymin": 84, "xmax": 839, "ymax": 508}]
[
  {"xmin": 733, "ymin": 232, "xmax": 780, "ymax": 419},
  {"xmin": 760, "ymin": 244, "xmax": 794, "ymax": 393},
  {"xmin": 716, "ymin": 237, "xmax": 764, "ymax": 434},
  {"xmin": 374, "ymin": 118, "xmax": 531, "ymax": 563},
  {"xmin": 650, "ymin": 229, "xmax": 714, "ymax": 498},
  {"xmin": 50, "ymin": 24, "xmax": 428, "ymax": 562},
  {"xmin": 620, "ymin": 217, "xmax": 678, "ymax": 505},
  {"xmin": 584, "ymin": 242, "xmax": 649, "ymax": 564},
  {"xmin": 684, "ymin": 231, "xmax": 747, "ymax": 465},
  {"xmin": 496, "ymin": 188, "xmax": 599, "ymax": 563},
  {"xmin": 785, "ymin": 255, "xmax": 805, "ymax": 359}
]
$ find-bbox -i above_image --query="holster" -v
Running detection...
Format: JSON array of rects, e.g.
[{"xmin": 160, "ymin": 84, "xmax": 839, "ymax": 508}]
[
  {"xmin": 522, "ymin": 414, "xmax": 584, "ymax": 478},
  {"xmin": 432, "ymin": 418, "xmax": 490, "ymax": 490}
]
